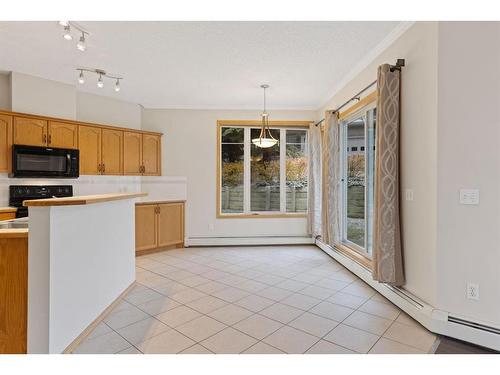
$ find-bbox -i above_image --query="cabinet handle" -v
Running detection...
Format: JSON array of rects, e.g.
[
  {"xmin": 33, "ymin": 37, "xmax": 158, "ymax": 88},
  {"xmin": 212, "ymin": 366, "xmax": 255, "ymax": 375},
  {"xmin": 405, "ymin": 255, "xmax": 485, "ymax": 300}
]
[
  {"xmin": 48, "ymin": 134, "xmax": 52, "ymax": 144},
  {"xmin": 98, "ymin": 163, "xmax": 102, "ymax": 173},
  {"xmin": 43, "ymin": 134, "xmax": 47, "ymax": 144},
  {"xmin": 102, "ymin": 163, "xmax": 105, "ymax": 174}
]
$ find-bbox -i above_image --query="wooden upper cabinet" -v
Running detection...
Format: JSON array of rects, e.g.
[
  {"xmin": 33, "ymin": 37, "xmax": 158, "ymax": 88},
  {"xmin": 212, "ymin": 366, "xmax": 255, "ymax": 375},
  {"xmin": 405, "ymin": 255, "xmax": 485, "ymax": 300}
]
[
  {"xmin": 135, "ymin": 204, "xmax": 158, "ymax": 252},
  {"xmin": 123, "ymin": 131, "xmax": 143, "ymax": 175},
  {"xmin": 13, "ymin": 117, "xmax": 47, "ymax": 147},
  {"xmin": 101, "ymin": 129, "xmax": 123, "ymax": 175},
  {"xmin": 0, "ymin": 115, "xmax": 12, "ymax": 173},
  {"xmin": 142, "ymin": 134, "xmax": 161, "ymax": 176},
  {"xmin": 78, "ymin": 125, "xmax": 101, "ymax": 175},
  {"xmin": 157, "ymin": 203, "xmax": 184, "ymax": 248},
  {"xmin": 48, "ymin": 121, "xmax": 78, "ymax": 149}
]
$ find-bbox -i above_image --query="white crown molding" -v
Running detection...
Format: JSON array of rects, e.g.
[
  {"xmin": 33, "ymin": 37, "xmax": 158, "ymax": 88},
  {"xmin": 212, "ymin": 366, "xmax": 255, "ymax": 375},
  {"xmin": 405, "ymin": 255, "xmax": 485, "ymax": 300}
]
[
  {"xmin": 316, "ymin": 21, "xmax": 416, "ymax": 111},
  {"xmin": 141, "ymin": 104, "xmax": 317, "ymax": 111}
]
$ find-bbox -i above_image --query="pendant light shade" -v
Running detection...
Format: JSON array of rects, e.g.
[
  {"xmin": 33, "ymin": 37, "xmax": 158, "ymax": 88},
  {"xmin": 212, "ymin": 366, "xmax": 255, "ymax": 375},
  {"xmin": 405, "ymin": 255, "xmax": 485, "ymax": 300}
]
[{"xmin": 252, "ymin": 84, "xmax": 278, "ymax": 148}]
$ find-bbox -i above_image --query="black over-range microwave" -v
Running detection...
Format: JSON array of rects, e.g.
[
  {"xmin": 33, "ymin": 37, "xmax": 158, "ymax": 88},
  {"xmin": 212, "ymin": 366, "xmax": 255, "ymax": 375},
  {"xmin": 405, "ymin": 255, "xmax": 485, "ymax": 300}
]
[{"xmin": 11, "ymin": 145, "xmax": 79, "ymax": 178}]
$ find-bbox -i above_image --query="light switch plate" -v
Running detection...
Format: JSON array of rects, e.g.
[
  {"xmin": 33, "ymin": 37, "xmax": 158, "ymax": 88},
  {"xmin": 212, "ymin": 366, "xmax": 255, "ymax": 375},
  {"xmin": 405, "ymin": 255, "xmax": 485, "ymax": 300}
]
[{"xmin": 460, "ymin": 189, "xmax": 480, "ymax": 205}]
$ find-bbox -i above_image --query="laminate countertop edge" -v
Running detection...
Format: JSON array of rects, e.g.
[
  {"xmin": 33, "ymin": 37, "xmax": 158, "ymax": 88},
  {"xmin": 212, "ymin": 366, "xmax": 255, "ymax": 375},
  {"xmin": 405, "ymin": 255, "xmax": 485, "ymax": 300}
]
[
  {"xmin": 23, "ymin": 193, "xmax": 148, "ymax": 207},
  {"xmin": 0, "ymin": 229, "xmax": 28, "ymax": 239},
  {"xmin": 0, "ymin": 207, "xmax": 18, "ymax": 213},
  {"xmin": 136, "ymin": 200, "xmax": 186, "ymax": 205}
]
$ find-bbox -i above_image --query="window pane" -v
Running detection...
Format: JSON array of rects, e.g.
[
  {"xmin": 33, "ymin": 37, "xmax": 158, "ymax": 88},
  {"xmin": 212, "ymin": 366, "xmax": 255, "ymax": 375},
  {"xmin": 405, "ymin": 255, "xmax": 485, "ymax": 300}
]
[
  {"xmin": 221, "ymin": 127, "xmax": 244, "ymax": 214},
  {"xmin": 346, "ymin": 117, "xmax": 365, "ymax": 247},
  {"xmin": 286, "ymin": 130, "xmax": 308, "ymax": 212},
  {"xmin": 250, "ymin": 128, "xmax": 280, "ymax": 212},
  {"xmin": 221, "ymin": 127, "xmax": 244, "ymax": 143}
]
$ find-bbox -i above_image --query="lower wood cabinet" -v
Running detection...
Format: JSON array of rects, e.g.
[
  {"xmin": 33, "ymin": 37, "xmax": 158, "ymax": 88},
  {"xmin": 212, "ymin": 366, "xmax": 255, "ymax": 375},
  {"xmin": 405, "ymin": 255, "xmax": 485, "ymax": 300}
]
[
  {"xmin": 0, "ymin": 236, "xmax": 28, "ymax": 354},
  {"xmin": 135, "ymin": 201, "xmax": 185, "ymax": 255}
]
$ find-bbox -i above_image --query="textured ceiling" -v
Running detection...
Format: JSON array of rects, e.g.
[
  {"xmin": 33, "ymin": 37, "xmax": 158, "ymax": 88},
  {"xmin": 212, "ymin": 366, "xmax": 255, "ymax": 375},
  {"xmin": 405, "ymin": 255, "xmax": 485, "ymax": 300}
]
[{"xmin": 0, "ymin": 21, "xmax": 403, "ymax": 109}]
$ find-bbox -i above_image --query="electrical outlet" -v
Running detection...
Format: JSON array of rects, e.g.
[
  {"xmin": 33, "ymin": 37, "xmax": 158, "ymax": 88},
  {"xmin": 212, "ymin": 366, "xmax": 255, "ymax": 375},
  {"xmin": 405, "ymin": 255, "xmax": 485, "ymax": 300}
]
[
  {"xmin": 405, "ymin": 189, "xmax": 414, "ymax": 201},
  {"xmin": 467, "ymin": 283, "xmax": 479, "ymax": 300}
]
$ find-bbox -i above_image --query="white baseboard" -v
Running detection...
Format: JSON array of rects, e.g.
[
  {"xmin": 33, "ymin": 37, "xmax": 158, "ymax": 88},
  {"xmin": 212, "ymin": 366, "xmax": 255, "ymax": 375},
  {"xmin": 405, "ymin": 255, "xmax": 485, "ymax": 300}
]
[
  {"xmin": 186, "ymin": 236, "xmax": 315, "ymax": 247},
  {"xmin": 316, "ymin": 239, "xmax": 500, "ymax": 352}
]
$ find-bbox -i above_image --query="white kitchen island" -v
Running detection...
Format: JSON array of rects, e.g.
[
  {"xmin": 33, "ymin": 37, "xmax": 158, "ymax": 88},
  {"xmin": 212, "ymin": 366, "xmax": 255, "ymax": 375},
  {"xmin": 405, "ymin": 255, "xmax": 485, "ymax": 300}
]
[{"xmin": 24, "ymin": 192, "xmax": 146, "ymax": 354}]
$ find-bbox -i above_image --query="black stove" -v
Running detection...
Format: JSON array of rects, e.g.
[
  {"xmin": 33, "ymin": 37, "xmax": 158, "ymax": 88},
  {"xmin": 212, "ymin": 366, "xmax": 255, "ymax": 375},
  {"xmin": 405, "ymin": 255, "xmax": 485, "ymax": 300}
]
[{"xmin": 9, "ymin": 185, "xmax": 73, "ymax": 218}]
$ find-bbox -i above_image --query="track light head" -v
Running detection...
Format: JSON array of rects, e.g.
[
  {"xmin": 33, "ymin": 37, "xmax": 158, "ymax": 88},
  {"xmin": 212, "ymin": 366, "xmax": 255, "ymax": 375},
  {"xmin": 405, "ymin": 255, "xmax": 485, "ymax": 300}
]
[
  {"xmin": 114, "ymin": 79, "xmax": 121, "ymax": 92},
  {"xmin": 77, "ymin": 33, "xmax": 86, "ymax": 51},
  {"xmin": 63, "ymin": 25, "xmax": 72, "ymax": 40},
  {"xmin": 78, "ymin": 70, "xmax": 85, "ymax": 84},
  {"xmin": 97, "ymin": 74, "xmax": 104, "ymax": 88}
]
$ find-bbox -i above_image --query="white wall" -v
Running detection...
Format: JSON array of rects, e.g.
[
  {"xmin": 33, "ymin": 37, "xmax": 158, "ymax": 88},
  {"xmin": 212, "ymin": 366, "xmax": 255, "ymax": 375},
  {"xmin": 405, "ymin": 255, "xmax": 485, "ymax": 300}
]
[
  {"xmin": 10, "ymin": 72, "xmax": 77, "ymax": 119},
  {"xmin": 436, "ymin": 22, "xmax": 500, "ymax": 326},
  {"xmin": 76, "ymin": 91, "xmax": 141, "ymax": 130},
  {"xmin": 141, "ymin": 109, "xmax": 316, "ymax": 240},
  {"xmin": 319, "ymin": 22, "xmax": 439, "ymax": 306}
]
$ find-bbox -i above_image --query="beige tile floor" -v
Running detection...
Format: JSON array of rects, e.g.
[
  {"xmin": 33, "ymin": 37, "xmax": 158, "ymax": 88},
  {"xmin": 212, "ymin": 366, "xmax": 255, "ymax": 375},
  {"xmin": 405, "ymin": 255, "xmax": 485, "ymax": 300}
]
[{"xmin": 73, "ymin": 245, "xmax": 437, "ymax": 354}]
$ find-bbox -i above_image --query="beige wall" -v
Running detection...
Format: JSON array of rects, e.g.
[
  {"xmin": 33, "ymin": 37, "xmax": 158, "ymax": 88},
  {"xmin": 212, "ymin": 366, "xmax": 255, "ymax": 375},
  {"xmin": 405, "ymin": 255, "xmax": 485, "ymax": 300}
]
[
  {"xmin": 141, "ymin": 108, "xmax": 315, "ymax": 239},
  {"xmin": 10, "ymin": 72, "xmax": 77, "ymax": 119},
  {"xmin": 319, "ymin": 22, "xmax": 439, "ymax": 306},
  {"xmin": 76, "ymin": 92, "xmax": 141, "ymax": 130},
  {"xmin": 0, "ymin": 72, "xmax": 11, "ymax": 110},
  {"xmin": 436, "ymin": 22, "xmax": 500, "ymax": 325}
]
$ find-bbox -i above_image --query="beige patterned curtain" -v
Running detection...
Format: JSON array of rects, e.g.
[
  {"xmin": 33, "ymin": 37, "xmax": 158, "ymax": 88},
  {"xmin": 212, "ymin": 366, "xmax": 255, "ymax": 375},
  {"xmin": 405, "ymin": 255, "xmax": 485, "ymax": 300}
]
[
  {"xmin": 372, "ymin": 64, "xmax": 405, "ymax": 286},
  {"xmin": 321, "ymin": 111, "xmax": 341, "ymax": 246},
  {"xmin": 307, "ymin": 123, "xmax": 322, "ymax": 238}
]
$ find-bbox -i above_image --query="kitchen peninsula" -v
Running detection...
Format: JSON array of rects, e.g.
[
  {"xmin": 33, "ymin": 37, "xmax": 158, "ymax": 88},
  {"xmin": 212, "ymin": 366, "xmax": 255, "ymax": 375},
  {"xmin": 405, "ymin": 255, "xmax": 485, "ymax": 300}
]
[{"xmin": 4, "ymin": 192, "xmax": 146, "ymax": 354}]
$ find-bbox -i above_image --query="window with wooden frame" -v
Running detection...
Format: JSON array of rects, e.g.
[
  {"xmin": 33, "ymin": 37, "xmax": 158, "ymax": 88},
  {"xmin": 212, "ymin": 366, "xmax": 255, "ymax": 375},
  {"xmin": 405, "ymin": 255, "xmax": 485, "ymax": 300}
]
[
  {"xmin": 217, "ymin": 120, "xmax": 312, "ymax": 218},
  {"xmin": 337, "ymin": 92, "xmax": 377, "ymax": 265}
]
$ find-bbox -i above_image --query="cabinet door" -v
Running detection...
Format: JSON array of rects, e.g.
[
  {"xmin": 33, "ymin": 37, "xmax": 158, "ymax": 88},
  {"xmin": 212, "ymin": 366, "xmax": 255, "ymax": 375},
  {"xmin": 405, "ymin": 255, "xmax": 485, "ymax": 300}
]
[
  {"xmin": 13, "ymin": 117, "xmax": 47, "ymax": 147},
  {"xmin": 78, "ymin": 125, "xmax": 101, "ymax": 175},
  {"xmin": 142, "ymin": 134, "xmax": 161, "ymax": 176},
  {"xmin": 48, "ymin": 121, "xmax": 78, "ymax": 149},
  {"xmin": 157, "ymin": 203, "xmax": 184, "ymax": 248},
  {"xmin": 101, "ymin": 129, "xmax": 123, "ymax": 175},
  {"xmin": 0, "ymin": 115, "xmax": 12, "ymax": 173},
  {"xmin": 123, "ymin": 131, "xmax": 142, "ymax": 175},
  {"xmin": 135, "ymin": 204, "xmax": 158, "ymax": 252}
]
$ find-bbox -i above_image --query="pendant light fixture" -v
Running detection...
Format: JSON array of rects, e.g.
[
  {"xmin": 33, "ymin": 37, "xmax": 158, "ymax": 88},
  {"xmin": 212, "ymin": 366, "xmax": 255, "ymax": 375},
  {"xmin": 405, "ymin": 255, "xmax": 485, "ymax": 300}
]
[{"xmin": 252, "ymin": 84, "xmax": 278, "ymax": 148}]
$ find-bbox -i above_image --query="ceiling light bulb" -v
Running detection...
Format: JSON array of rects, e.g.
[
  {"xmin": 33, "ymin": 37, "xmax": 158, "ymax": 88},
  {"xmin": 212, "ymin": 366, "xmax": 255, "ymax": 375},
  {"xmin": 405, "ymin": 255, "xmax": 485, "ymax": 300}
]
[
  {"xmin": 97, "ymin": 74, "xmax": 104, "ymax": 88},
  {"xmin": 63, "ymin": 25, "xmax": 72, "ymax": 40},
  {"xmin": 78, "ymin": 71, "xmax": 85, "ymax": 84},
  {"xmin": 77, "ymin": 33, "xmax": 86, "ymax": 51},
  {"xmin": 114, "ymin": 79, "xmax": 120, "ymax": 92}
]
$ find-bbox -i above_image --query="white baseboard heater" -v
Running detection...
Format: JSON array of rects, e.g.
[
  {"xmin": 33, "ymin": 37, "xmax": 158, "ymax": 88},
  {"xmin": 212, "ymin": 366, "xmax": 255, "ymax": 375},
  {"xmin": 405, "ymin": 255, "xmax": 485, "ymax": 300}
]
[{"xmin": 315, "ymin": 239, "xmax": 500, "ymax": 352}]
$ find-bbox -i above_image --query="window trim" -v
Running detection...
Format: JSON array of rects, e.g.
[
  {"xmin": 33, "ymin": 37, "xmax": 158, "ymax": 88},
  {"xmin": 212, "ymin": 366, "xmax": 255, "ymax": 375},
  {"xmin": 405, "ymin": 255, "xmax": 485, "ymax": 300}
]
[
  {"xmin": 216, "ymin": 120, "xmax": 313, "ymax": 219},
  {"xmin": 336, "ymin": 93, "xmax": 377, "ymax": 264}
]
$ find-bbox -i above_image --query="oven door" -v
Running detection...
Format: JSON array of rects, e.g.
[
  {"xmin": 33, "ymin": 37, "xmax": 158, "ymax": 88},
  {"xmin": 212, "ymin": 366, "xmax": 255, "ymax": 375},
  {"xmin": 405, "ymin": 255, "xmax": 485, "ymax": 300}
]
[{"xmin": 11, "ymin": 145, "xmax": 79, "ymax": 178}]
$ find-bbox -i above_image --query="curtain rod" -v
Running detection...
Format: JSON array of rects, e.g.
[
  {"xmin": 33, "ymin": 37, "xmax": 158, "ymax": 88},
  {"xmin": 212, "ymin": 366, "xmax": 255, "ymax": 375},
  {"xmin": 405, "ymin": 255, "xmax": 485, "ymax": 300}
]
[{"xmin": 315, "ymin": 59, "xmax": 405, "ymax": 127}]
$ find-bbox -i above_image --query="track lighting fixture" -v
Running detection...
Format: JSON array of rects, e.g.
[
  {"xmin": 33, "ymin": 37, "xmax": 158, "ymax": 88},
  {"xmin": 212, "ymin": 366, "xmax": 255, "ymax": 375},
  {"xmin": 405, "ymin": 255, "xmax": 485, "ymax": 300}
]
[
  {"xmin": 76, "ymin": 32, "xmax": 86, "ymax": 51},
  {"xmin": 78, "ymin": 70, "xmax": 85, "ymax": 84},
  {"xmin": 97, "ymin": 74, "xmax": 104, "ymax": 88},
  {"xmin": 59, "ymin": 21, "xmax": 89, "ymax": 51},
  {"xmin": 63, "ymin": 25, "xmax": 72, "ymax": 40},
  {"xmin": 76, "ymin": 68, "xmax": 123, "ymax": 93}
]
